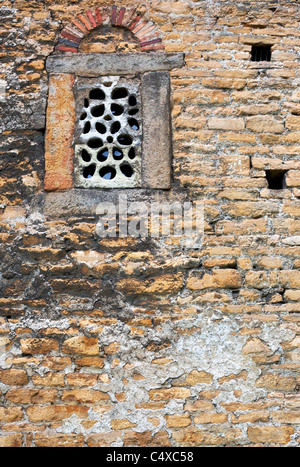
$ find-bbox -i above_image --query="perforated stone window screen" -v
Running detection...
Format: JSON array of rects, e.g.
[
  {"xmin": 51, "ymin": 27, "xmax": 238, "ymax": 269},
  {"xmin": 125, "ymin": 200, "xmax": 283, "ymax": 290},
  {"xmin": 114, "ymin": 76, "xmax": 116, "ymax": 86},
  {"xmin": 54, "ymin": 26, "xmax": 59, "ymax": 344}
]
[
  {"xmin": 74, "ymin": 76, "xmax": 142, "ymax": 188},
  {"xmin": 44, "ymin": 52, "xmax": 185, "ymax": 192}
]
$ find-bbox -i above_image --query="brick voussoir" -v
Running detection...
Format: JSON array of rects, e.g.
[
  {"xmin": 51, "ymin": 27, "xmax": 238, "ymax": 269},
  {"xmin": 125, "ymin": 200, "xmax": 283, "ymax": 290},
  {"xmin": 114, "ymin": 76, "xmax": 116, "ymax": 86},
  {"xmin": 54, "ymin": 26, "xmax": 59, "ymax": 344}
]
[
  {"xmin": 111, "ymin": 5, "xmax": 118, "ymax": 26},
  {"xmin": 138, "ymin": 31, "xmax": 160, "ymax": 44},
  {"xmin": 116, "ymin": 7, "xmax": 126, "ymax": 26},
  {"xmin": 128, "ymin": 16, "xmax": 143, "ymax": 30},
  {"xmin": 135, "ymin": 24, "xmax": 157, "ymax": 40},
  {"xmin": 140, "ymin": 37, "xmax": 163, "ymax": 47},
  {"xmin": 77, "ymin": 14, "xmax": 93, "ymax": 31},
  {"xmin": 61, "ymin": 31, "xmax": 82, "ymax": 43},
  {"xmin": 131, "ymin": 19, "xmax": 149, "ymax": 35},
  {"xmin": 58, "ymin": 38, "xmax": 80, "ymax": 49},
  {"xmin": 64, "ymin": 24, "xmax": 85, "ymax": 38},
  {"xmin": 141, "ymin": 43, "xmax": 165, "ymax": 52},
  {"xmin": 86, "ymin": 9, "xmax": 97, "ymax": 28},
  {"xmin": 121, "ymin": 8, "xmax": 136, "ymax": 27},
  {"xmin": 55, "ymin": 45, "xmax": 79, "ymax": 53},
  {"xmin": 72, "ymin": 19, "xmax": 88, "ymax": 34}
]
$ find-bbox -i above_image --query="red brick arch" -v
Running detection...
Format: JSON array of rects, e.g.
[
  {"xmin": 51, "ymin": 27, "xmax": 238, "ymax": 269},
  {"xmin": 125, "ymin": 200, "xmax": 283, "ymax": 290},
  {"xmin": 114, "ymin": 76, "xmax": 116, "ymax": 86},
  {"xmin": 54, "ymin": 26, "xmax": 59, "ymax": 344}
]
[{"xmin": 56, "ymin": 5, "xmax": 165, "ymax": 53}]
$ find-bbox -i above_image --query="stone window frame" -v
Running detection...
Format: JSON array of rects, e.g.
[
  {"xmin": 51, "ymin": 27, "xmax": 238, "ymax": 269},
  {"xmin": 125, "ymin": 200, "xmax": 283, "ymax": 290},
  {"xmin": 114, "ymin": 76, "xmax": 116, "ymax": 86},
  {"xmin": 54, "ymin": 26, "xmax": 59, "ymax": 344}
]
[
  {"xmin": 43, "ymin": 6, "xmax": 185, "ymax": 193},
  {"xmin": 45, "ymin": 52, "xmax": 184, "ymax": 192},
  {"xmin": 44, "ymin": 53, "xmax": 184, "ymax": 194}
]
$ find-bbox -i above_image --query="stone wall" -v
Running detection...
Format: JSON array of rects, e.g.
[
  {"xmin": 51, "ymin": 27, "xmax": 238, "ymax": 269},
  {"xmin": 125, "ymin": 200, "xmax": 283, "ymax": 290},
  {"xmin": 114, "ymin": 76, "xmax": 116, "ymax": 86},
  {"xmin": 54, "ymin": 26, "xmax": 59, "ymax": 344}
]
[{"xmin": 0, "ymin": 0, "xmax": 300, "ymax": 447}]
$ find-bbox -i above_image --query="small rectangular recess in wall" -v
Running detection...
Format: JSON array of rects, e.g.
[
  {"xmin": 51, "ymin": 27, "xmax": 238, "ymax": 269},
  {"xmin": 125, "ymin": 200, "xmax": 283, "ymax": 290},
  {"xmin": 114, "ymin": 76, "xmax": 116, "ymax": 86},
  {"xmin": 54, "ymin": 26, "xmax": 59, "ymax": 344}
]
[
  {"xmin": 251, "ymin": 45, "xmax": 271, "ymax": 62},
  {"xmin": 266, "ymin": 169, "xmax": 287, "ymax": 189}
]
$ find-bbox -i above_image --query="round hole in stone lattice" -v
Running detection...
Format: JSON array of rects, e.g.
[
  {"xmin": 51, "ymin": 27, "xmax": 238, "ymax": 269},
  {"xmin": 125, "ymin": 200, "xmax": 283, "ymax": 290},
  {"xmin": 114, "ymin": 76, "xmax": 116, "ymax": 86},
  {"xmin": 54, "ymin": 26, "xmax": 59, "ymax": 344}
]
[
  {"xmin": 97, "ymin": 148, "xmax": 109, "ymax": 162},
  {"xmin": 87, "ymin": 138, "xmax": 103, "ymax": 149},
  {"xmin": 120, "ymin": 163, "xmax": 134, "ymax": 178},
  {"xmin": 83, "ymin": 164, "xmax": 96, "ymax": 179},
  {"xmin": 129, "ymin": 95, "xmax": 137, "ymax": 106},
  {"xmin": 80, "ymin": 112, "xmax": 87, "ymax": 120},
  {"xmin": 84, "ymin": 98, "xmax": 89, "ymax": 108},
  {"xmin": 107, "ymin": 136, "xmax": 113, "ymax": 143},
  {"xmin": 113, "ymin": 148, "xmax": 124, "ymax": 160},
  {"xmin": 128, "ymin": 108, "xmax": 139, "ymax": 116},
  {"xmin": 103, "ymin": 81, "xmax": 113, "ymax": 87},
  {"xmin": 90, "ymin": 88, "xmax": 105, "ymax": 100},
  {"xmin": 83, "ymin": 121, "xmax": 91, "ymax": 134},
  {"xmin": 96, "ymin": 122, "xmax": 107, "ymax": 134},
  {"xmin": 128, "ymin": 118, "xmax": 139, "ymax": 131},
  {"xmin": 81, "ymin": 149, "xmax": 91, "ymax": 162},
  {"xmin": 111, "ymin": 103, "xmax": 124, "ymax": 116},
  {"xmin": 104, "ymin": 115, "xmax": 112, "ymax": 121},
  {"xmin": 111, "ymin": 121, "xmax": 121, "ymax": 134},
  {"xmin": 128, "ymin": 148, "xmax": 136, "ymax": 160},
  {"xmin": 117, "ymin": 134, "xmax": 132, "ymax": 146},
  {"xmin": 112, "ymin": 87, "xmax": 128, "ymax": 100},
  {"xmin": 100, "ymin": 166, "xmax": 116, "ymax": 180},
  {"xmin": 91, "ymin": 104, "xmax": 105, "ymax": 118}
]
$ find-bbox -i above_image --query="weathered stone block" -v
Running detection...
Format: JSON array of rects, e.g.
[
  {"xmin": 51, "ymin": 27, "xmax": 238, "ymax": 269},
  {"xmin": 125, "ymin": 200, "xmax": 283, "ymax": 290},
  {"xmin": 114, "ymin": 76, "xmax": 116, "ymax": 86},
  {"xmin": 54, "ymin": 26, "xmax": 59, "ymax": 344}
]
[
  {"xmin": 0, "ymin": 407, "xmax": 23, "ymax": 422},
  {"xmin": 0, "ymin": 434, "xmax": 23, "ymax": 448},
  {"xmin": 246, "ymin": 116, "xmax": 284, "ymax": 133},
  {"xmin": 141, "ymin": 72, "xmax": 172, "ymax": 189},
  {"xmin": 35, "ymin": 434, "xmax": 85, "ymax": 448},
  {"xmin": 27, "ymin": 405, "xmax": 89, "ymax": 422},
  {"xmin": 248, "ymin": 426, "xmax": 294, "ymax": 445},
  {"xmin": 0, "ymin": 369, "xmax": 28, "ymax": 386},
  {"xmin": 46, "ymin": 53, "xmax": 185, "ymax": 76},
  {"xmin": 44, "ymin": 74, "xmax": 75, "ymax": 191},
  {"xmin": 187, "ymin": 269, "xmax": 242, "ymax": 290},
  {"xmin": 208, "ymin": 117, "xmax": 245, "ymax": 131},
  {"xmin": 62, "ymin": 336, "xmax": 99, "ymax": 356},
  {"xmin": 20, "ymin": 338, "xmax": 59, "ymax": 355}
]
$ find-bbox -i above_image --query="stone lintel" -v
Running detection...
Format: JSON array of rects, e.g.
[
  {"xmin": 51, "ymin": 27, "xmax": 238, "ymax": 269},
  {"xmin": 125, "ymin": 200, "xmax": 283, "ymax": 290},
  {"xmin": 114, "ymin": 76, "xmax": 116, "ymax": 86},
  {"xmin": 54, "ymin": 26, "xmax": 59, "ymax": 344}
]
[{"xmin": 46, "ymin": 52, "xmax": 185, "ymax": 76}]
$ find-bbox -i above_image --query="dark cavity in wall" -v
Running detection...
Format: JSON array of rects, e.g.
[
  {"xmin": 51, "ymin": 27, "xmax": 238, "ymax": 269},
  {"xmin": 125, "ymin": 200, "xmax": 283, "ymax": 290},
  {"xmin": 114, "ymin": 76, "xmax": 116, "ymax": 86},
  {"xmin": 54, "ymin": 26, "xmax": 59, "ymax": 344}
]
[
  {"xmin": 251, "ymin": 45, "xmax": 272, "ymax": 61},
  {"xmin": 266, "ymin": 169, "xmax": 288, "ymax": 189}
]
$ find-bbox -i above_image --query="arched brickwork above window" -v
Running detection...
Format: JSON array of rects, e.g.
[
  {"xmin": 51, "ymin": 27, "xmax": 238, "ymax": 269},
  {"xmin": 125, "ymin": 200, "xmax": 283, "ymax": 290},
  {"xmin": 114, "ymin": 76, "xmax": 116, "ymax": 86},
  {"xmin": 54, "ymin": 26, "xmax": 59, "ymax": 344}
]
[{"xmin": 55, "ymin": 6, "xmax": 165, "ymax": 53}]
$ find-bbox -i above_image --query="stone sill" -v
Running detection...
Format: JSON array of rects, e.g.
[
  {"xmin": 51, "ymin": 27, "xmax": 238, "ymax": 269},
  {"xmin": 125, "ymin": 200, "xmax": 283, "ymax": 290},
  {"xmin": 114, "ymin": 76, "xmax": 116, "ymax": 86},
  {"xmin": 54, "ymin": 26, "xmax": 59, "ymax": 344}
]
[
  {"xmin": 39, "ymin": 188, "xmax": 189, "ymax": 218},
  {"xmin": 46, "ymin": 52, "xmax": 185, "ymax": 76}
]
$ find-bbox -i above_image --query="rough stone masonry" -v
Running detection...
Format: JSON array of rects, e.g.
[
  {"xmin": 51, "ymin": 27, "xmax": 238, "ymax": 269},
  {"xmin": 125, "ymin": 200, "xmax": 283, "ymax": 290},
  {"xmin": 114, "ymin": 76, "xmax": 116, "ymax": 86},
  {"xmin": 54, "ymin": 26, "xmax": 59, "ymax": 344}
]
[{"xmin": 0, "ymin": 0, "xmax": 300, "ymax": 448}]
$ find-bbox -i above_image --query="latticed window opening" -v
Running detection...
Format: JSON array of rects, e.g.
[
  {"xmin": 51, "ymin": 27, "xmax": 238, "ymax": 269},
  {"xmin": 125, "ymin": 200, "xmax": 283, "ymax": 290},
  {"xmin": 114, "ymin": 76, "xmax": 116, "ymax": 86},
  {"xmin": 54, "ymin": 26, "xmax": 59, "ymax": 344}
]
[{"xmin": 74, "ymin": 76, "xmax": 142, "ymax": 188}]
